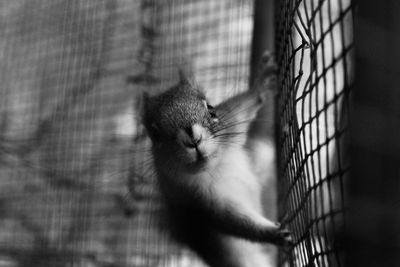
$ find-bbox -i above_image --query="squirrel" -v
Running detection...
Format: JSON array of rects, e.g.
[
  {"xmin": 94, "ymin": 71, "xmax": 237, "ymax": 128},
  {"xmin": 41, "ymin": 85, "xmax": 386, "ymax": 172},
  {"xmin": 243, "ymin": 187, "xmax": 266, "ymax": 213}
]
[{"xmin": 141, "ymin": 53, "xmax": 292, "ymax": 267}]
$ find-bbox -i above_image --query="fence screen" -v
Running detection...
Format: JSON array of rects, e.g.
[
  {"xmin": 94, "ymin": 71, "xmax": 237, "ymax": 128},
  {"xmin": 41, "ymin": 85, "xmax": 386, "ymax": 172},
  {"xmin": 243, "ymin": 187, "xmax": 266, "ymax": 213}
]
[
  {"xmin": 275, "ymin": 0, "xmax": 353, "ymax": 266},
  {"xmin": 0, "ymin": 1, "xmax": 254, "ymax": 266}
]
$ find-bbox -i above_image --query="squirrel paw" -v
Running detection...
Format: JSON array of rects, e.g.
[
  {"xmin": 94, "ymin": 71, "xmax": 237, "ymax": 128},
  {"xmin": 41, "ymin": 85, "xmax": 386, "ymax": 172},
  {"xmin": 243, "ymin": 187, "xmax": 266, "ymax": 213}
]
[
  {"xmin": 268, "ymin": 223, "xmax": 294, "ymax": 247},
  {"xmin": 253, "ymin": 51, "xmax": 278, "ymax": 101},
  {"xmin": 258, "ymin": 51, "xmax": 277, "ymax": 77},
  {"xmin": 275, "ymin": 227, "xmax": 294, "ymax": 247}
]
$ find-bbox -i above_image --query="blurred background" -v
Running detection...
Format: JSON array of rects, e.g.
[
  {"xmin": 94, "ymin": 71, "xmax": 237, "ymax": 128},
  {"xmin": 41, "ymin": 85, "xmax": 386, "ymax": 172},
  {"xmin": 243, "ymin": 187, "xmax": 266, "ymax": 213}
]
[
  {"xmin": 0, "ymin": 1, "xmax": 257, "ymax": 266},
  {"xmin": 0, "ymin": 0, "xmax": 398, "ymax": 267}
]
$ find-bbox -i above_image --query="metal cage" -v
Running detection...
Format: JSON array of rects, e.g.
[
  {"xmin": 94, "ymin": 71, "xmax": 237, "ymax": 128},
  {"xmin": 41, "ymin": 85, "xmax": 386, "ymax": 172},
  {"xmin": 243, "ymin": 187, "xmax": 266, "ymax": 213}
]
[{"xmin": 275, "ymin": 0, "xmax": 353, "ymax": 266}]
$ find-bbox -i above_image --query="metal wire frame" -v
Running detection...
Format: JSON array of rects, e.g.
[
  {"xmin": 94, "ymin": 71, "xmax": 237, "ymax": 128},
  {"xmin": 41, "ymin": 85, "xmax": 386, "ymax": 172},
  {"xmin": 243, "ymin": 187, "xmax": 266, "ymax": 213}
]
[{"xmin": 275, "ymin": 0, "xmax": 354, "ymax": 266}]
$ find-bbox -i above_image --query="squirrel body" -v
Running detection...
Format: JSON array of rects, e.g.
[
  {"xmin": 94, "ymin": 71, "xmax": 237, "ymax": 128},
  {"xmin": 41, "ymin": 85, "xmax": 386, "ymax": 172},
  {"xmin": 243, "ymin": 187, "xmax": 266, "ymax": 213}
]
[{"xmin": 142, "ymin": 55, "xmax": 292, "ymax": 266}]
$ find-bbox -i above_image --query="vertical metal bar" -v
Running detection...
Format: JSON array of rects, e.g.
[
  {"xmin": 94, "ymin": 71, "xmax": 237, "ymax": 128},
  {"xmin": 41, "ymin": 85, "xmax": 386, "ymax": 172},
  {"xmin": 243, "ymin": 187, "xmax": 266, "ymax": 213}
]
[
  {"xmin": 249, "ymin": 1, "xmax": 278, "ymax": 266},
  {"xmin": 250, "ymin": 0, "xmax": 274, "ymax": 86}
]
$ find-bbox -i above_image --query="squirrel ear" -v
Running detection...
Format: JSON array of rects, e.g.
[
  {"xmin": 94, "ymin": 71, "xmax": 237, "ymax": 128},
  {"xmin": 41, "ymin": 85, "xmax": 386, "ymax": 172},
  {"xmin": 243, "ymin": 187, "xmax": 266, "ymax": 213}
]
[
  {"xmin": 176, "ymin": 58, "xmax": 195, "ymax": 86},
  {"xmin": 142, "ymin": 92, "xmax": 151, "ymax": 114},
  {"xmin": 178, "ymin": 68, "xmax": 192, "ymax": 86},
  {"xmin": 138, "ymin": 91, "xmax": 149, "ymax": 120}
]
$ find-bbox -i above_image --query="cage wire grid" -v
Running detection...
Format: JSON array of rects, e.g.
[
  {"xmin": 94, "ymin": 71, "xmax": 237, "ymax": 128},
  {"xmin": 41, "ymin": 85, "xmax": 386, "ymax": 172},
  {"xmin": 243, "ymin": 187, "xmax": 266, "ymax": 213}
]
[{"xmin": 275, "ymin": 0, "xmax": 353, "ymax": 266}]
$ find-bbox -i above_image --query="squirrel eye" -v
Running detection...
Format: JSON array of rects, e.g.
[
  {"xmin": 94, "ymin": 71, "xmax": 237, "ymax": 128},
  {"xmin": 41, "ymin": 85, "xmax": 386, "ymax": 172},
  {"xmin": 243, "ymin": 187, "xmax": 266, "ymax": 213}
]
[
  {"xmin": 203, "ymin": 100, "xmax": 218, "ymax": 121},
  {"xmin": 207, "ymin": 104, "xmax": 217, "ymax": 119}
]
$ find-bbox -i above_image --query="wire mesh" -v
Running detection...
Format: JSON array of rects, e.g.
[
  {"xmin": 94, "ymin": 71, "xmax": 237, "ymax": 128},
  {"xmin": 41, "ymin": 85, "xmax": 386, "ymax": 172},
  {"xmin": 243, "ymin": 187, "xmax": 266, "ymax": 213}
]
[
  {"xmin": 275, "ymin": 0, "xmax": 354, "ymax": 266},
  {"xmin": 0, "ymin": 0, "xmax": 254, "ymax": 266}
]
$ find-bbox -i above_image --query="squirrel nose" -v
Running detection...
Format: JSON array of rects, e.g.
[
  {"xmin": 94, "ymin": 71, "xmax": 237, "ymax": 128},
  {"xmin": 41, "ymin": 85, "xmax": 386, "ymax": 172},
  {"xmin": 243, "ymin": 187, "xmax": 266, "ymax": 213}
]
[{"xmin": 184, "ymin": 127, "xmax": 202, "ymax": 148}]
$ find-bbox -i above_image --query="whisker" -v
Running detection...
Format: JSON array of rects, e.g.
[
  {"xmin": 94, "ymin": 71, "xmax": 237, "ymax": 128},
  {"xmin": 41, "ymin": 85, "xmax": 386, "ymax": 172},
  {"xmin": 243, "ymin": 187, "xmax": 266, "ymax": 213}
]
[
  {"xmin": 216, "ymin": 101, "xmax": 258, "ymax": 121},
  {"xmin": 213, "ymin": 117, "xmax": 274, "ymax": 135},
  {"xmin": 213, "ymin": 132, "xmax": 247, "ymax": 138},
  {"xmin": 211, "ymin": 140, "xmax": 245, "ymax": 148}
]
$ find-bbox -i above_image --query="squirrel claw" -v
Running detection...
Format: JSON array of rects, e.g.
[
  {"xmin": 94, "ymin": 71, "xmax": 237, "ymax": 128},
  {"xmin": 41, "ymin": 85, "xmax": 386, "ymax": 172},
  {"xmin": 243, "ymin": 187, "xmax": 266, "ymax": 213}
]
[
  {"xmin": 253, "ymin": 51, "xmax": 278, "ymax": 95},
  {"xmin": 277, "ymin": 227, "xmax": 294, "ymax": 247},
  {"xmin": 259, "ymin": 52, "xmax": 277, "ymax": 78}
]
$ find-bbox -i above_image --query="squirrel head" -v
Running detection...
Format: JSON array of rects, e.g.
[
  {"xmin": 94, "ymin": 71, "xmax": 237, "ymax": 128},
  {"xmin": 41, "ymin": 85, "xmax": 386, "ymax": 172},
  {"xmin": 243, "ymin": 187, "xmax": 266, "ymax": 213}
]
[{"xmin": 143, "ymin": 75, "xmax": 219, "ymax": 171}]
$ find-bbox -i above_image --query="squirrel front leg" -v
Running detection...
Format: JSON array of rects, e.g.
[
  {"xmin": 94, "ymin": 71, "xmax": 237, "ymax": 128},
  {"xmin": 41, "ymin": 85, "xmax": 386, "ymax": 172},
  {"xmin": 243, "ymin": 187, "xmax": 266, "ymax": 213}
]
[
  {"xmin": 196, "ymin": 179, "xmax": 292, "ymax": 247},
  {"xmin": 203, "ymin": 198, "xmax": 292, "ymax": 246}
]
